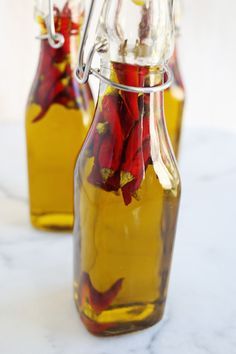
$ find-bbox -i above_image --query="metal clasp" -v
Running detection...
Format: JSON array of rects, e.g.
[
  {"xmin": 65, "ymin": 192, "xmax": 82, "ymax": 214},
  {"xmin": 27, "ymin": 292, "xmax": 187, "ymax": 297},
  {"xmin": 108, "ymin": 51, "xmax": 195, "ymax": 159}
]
[
  {"xmin": 75, "ymin": 0, "xmax": 173, "ymax": 93},
  {"xmin": 75, "ymin": 0, "xmax": 109, "ymax": 84},
  {"xmin": 36, "ymin": 0, "xmax": 65, "ymax": 49}
]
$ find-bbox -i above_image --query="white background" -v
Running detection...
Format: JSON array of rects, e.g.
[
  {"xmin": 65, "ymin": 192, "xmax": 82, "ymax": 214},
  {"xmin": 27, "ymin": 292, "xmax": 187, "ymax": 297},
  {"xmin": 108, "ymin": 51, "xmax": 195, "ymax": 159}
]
[{"xmin": 0, "ymin": 0, "xmax": 236, "ymax": 132}]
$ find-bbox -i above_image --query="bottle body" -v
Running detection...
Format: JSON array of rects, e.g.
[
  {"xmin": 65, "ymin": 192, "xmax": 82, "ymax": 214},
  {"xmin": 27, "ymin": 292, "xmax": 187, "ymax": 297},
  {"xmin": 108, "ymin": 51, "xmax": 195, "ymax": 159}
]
[
  {"xmin": 26, "ymin": 2, "xmax": 94, "ymax": 230},
  {"xmin": 73, "ymin": 63, "xmax": 181, "ymax": 335},
  {"xmin": 164, "ymin": 47, "xmax": 185, "ymax": 157}
]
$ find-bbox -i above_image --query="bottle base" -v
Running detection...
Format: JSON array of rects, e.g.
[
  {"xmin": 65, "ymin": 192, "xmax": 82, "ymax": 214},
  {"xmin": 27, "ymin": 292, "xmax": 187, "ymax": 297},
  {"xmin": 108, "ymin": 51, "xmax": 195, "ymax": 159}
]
[
  {"xmin": 75, "ymin": 297, "xmax": 165, "ymax": 336},
  {"xmin": 31, "ymin": 213, "xmax": 74, "ymax": 232}
]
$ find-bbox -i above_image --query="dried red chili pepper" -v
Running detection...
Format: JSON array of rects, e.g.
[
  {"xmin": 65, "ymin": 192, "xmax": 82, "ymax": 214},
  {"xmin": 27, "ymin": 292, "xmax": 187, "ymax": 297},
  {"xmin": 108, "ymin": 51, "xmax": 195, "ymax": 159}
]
[
  {"xmin": 121, "ymin": 121, "xmax": 142, "ymax": 181},
  {"xmin": 99, "ymin": 95, "xmax": 124, "ymax": 175},
  {"xmin": 121, "ymin": 135, "xmax": 151, "ymax": 204},
  {"xmin": 88, "ymin": 94, "xmax": 124, "ymax": 187},
  {"xmin": 120, "ymin": 109, "xmax": 150, "ymax": 202},
  {"xmin": 113, "ymin": 62, "xmax": 140, "ymax": 121},
  {"xmin": 33, "ymin": 72, "xmax": 64, "ymax": 122},
  {"xmin": 79, "ymin": 272, "xmax": 123, "ymax": 313},
  {"xmin": 86, "ymin": 111, "xmax": 104, "ymax": 157}
]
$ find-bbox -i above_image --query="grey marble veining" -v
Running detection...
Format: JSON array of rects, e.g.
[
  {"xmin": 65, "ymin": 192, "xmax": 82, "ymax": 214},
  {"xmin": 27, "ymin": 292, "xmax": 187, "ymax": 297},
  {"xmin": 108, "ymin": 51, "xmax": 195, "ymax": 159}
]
[{"xmin": 0, "ymin": 122, "xmax": 236, "ymax": 354}]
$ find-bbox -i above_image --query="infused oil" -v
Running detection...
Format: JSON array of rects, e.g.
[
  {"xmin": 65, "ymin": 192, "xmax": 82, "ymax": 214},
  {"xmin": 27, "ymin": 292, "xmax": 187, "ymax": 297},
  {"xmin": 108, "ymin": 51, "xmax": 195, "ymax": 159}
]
[
  {"xmin": 74, "ymin": 0, "xmax": 181, "ymax": 335},
  {"xmin": 74, "ymin": 63, "xmax": 181, "ymax": 335},
  {"xmin": 26, "ymin": 1, "xmax": 94, "ymax": 230}
]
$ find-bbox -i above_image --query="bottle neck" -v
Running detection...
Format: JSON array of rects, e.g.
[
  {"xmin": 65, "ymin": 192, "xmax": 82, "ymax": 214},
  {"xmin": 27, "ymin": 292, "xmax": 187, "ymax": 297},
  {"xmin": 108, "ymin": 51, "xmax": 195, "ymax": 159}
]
[
  {"xmin": 94, "ymin": 61, "xmax": 170, "ymax": 162},
  {"xmin": 36, "ymin": 1, "xmax": 84, "ymax": 68},
  {"xmin": 96, "ymin": 0, "xmax": 175, "ymax": 66},
  {"xmin": 38, "ymin": 33, "xmax": 79, "ymax": 69}
]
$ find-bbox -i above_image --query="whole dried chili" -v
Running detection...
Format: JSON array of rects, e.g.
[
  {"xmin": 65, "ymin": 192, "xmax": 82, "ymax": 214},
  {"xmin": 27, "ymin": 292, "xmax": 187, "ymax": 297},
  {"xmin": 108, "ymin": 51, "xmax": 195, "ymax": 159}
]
[
  {"xmin": 88, "ymin": 94, "xmax": 124, "ymax": 189},
  {"xmin": 120, "ymin": 112, "xmax": 150, "ymax": 204},
  {"xmin": 113, "ymin": 62, "xmax": 140, "ymax": 128},
  {"xmin": 78, "ymin": 272, "xmax": 124, "ymax": 313},
  {"xmin": 77, "ymin": 272, "xmax": 123, "ymax": 334},
  {"xmin": 31, "ymin": 2, "xmax": 91, "ymax": 122},
  {"xmin": 98, "ymin": 95, "xmax": 124, "ymax": 180}
]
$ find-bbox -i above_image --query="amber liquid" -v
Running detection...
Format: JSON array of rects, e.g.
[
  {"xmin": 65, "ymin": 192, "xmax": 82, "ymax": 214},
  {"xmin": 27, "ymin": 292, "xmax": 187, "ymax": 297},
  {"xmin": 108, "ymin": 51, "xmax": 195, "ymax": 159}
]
[
  {"xmin": 73, "ymin": 63, "xmax": 180, "ymax": 335},
  {"xmin": 74, "ymin": 164, "xmax": 180, "ymax": 335},
  {"xmin": 26, "ymin": 103, "xmax": 93, "ymax": 230},
  {"xmin": 26, "ymin": 15, "xmax": 94, "ymax": 231}
]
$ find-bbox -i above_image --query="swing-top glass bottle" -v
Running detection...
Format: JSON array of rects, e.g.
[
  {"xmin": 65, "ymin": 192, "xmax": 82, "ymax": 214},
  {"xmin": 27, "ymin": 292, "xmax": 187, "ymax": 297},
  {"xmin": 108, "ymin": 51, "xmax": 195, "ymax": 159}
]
[
  {"xmin": 25, "ymin": 0, "xmax": 94, "ymax": 231},
  {"xmin": 74, "ymin": 0, "xmax": 181, "ymax": 335}
]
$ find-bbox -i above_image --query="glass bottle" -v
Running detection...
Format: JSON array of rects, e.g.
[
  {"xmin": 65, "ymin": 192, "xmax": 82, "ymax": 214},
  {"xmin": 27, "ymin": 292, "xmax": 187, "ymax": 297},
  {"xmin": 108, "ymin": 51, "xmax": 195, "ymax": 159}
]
[
  {"xmin": 164, "ymin": 0, "xmax": 185, "ymax": 157},
  {"xmin": 74, "ymin": 0, "xmax": 181, "ymax": 336},
  {"xmin": 25, "ymin": 0, "xmax": 94, "ymax": 231}
]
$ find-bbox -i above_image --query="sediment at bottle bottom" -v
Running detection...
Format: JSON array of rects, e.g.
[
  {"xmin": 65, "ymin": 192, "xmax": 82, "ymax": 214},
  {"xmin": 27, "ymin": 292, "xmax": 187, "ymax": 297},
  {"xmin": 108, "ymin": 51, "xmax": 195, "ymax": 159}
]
[{"xmin": 74, "ymin": 288, "xmax": 165, "ymax": 336}]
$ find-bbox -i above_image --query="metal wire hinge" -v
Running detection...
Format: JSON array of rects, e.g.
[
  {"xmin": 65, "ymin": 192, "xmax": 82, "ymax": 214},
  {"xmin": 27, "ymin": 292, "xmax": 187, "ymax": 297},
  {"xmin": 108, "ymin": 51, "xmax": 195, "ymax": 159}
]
[
  {"xmin": 36, "ymin": 0, "xmax": 65, "ymax": 49},
  {"xmin": 74, "ymin": 0, "xmax": 173, "ymax": 93}
]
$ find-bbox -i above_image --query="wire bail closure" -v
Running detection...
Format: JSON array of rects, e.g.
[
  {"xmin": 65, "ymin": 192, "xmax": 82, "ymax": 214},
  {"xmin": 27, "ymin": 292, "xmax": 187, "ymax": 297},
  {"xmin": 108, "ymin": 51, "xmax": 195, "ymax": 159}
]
[
  {"xmin": 75, "ymin": 0, "xmax": 173, "ymax": 93},
  {"xmin": 36, "ymin": 0, "xmax": 65, "ymax": 49}
]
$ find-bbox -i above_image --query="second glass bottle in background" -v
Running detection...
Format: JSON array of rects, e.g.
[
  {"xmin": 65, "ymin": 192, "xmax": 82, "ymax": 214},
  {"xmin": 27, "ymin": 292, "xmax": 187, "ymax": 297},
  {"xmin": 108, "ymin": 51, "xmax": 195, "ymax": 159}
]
[{"xmin": 26, "ymin": 0, "xmax": 94, "ymax": 231}]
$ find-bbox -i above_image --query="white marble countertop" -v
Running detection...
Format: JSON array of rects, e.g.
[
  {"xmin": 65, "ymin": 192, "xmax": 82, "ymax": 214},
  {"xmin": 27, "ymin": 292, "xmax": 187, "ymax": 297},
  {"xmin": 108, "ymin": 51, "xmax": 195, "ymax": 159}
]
[{"xmin": 0, "ymin": 121, "xmax": 236, "ymax": 354}]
